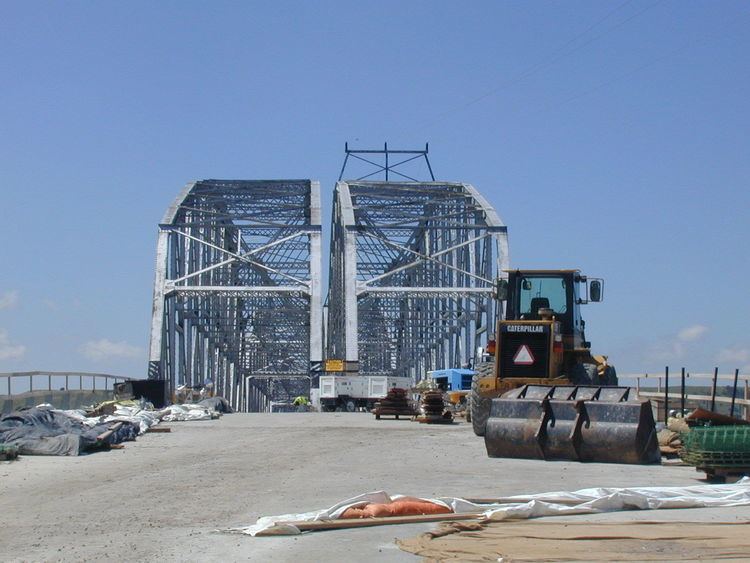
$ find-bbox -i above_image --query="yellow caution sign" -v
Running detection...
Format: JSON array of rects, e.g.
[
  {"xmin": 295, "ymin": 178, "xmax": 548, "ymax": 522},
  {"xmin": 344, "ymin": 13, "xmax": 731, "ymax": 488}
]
[{"xmin": 325, "ymin": 359, "xmax": 345, "ymax": 372}]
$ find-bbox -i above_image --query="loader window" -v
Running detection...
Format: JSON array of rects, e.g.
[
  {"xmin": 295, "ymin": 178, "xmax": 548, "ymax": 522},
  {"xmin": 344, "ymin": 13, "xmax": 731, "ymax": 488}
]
[{"xmin": 519, "ymin": 276, "xmax": 568, "ymax": 318}]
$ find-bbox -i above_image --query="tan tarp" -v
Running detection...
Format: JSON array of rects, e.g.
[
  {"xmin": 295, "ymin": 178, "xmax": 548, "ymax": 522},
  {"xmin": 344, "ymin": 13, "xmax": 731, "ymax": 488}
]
[{"xmin": 397, "ymin": 520, "xmax": 750, "ymax": 562}]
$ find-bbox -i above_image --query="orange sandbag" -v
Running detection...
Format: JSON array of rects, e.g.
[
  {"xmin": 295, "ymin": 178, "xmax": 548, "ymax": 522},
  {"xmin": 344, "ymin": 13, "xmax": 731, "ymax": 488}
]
[
  {"xmin": 340, "ymin": 497, "xmax": 452, "ymax": 519},
  {"xmin": 363, "ymin": 503, "xmax": 394, "ymax": 517},
  {"xmin": 340, "ymin": 507, "xmax": 368, "ymax": 519},
  {"xmin": 387, "ymin": 499, "xmax": 452, "ymax": 516}
]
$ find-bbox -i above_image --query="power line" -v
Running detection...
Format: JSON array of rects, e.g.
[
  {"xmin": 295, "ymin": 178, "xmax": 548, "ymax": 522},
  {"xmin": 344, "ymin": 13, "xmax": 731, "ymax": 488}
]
[
  {"xmin": 410, "ymin": 0, "xmax": 664, "ymax": 132},
  {"xmin": 526, "ymin": 23, "xmax": 745, "ymax": 119}
]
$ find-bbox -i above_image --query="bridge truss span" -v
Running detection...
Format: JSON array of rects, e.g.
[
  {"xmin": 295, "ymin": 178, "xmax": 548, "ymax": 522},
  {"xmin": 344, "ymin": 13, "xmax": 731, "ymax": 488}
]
[
  {"xmin": 327, "ymin": 181, "xmax": 509, "ymax": 381},
  {"xmin": 148, "ymin": 180, "xmax": 322, "ymax": 411}
]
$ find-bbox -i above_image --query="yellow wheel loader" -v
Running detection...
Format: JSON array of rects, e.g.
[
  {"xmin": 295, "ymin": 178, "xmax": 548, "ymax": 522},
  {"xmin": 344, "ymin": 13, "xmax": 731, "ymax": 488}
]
[{"xmin": 471, "ymin": 270, "xmax": 659, "ymax": 464}]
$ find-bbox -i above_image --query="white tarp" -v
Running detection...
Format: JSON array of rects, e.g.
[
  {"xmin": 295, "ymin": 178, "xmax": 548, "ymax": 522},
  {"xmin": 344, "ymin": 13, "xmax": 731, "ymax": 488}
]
[
  {"xmin": 51, "ymin": 408, "xmax": 97, "ymax": 427},
  {"xmin": 234, "ymin": 478, "xmax": 750, "ymax": 536},
  {"xmin": 52, "ymin": 406, "xmax": 163, "ymax": 435},
  {"xmin": 161, "ymin": 404, "xmax": 214, "ymax": 422},
  {"xmin": 49, "ymin": 402, "xmax": 215, "ymax": 430},
  {"xmin": 107, "ymin": 405, "xmax": 163, "ymax": 434}
]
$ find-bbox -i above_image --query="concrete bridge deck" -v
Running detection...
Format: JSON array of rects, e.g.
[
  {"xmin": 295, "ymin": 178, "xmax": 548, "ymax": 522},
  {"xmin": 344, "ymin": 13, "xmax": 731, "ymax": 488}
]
[{"xmin": 1, "ymin": 413, "xmax": 746, "ymax": 561}]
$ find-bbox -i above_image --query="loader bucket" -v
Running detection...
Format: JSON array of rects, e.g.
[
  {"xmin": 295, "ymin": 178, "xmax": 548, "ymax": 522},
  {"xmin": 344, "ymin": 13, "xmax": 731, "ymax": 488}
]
[{"xmin": 484, "ymin": 385, "xmax": 660, "ymax": 464}]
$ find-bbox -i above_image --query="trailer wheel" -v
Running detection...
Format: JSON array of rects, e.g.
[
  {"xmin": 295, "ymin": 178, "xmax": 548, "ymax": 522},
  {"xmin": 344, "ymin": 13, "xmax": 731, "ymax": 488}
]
[
  {"xmin": 345, "ymin": 399, "xmax": 357, "ymax": 412},
  {"xmin": 470, "ymin": 371, "xmax": 492, "ymax": 436}
]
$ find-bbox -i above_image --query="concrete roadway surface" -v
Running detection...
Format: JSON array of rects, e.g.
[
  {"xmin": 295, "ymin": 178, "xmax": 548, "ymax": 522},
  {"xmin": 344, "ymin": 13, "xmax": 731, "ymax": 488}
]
[{"xmin": 2, "ymin": 413, "xmax": 748, "ymax": 562}]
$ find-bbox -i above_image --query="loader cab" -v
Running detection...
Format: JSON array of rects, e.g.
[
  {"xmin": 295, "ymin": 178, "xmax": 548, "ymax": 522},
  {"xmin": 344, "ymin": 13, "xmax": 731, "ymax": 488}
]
[{"xmin": 501, "ymin": 270, "xmax": 602, "ymax": 347}]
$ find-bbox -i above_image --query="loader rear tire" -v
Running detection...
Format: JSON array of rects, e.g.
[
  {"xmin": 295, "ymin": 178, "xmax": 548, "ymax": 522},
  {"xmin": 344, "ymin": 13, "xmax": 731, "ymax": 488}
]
[{"xmin": 470, "ymin": 369, "xmax": 492, "ymax": 437}]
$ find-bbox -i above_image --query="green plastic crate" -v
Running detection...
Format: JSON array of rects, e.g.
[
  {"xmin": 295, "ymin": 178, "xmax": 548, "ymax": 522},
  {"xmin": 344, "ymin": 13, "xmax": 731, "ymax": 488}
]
[
  {"xmin": 680, "ymin": 426, "xmax": 750, "ymax": 468},
  {"xmin": 683, "ymin": 426, "xmax": 750, "ymax": 452}
]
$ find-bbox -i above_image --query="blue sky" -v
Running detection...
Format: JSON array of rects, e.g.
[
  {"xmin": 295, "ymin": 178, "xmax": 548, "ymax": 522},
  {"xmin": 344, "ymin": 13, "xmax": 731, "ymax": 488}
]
[{"xmin": 0, "ymin": 1, "xmax": 748, "ymax": 380}]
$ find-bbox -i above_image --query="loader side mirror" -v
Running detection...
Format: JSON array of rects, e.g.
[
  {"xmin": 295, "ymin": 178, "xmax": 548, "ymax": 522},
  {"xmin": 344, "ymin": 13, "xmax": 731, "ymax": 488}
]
[
  {"xmin": 590, "ymin": 280, "xmax": 602, "ymax": 302},
  {"xmin": 495, "ymin": 279, "xmax": 508, "ymax": 300}
]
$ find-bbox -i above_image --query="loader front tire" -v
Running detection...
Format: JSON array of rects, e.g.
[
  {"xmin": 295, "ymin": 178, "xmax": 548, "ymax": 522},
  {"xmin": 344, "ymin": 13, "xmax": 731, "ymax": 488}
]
[
  {"xmin": 571, "ymin": 363, "xmax": 618, "ymax": 386},
  {"xmin": 570, "ymin": 363, "xmax": 598, "ymax": 385},
  {"xmin": 603, "ymin": 365, "xmax": 618, "ymax": 386},
  {"xmin": 470, "ymin": 372, "xmax": 492, "ymax": 437}
]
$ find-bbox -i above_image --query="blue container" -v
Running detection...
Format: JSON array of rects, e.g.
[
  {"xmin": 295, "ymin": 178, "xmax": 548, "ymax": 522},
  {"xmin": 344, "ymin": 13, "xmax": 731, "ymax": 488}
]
[{"xmin": 429, "ymin": 368, "xmax": 476, "ymax": 391}]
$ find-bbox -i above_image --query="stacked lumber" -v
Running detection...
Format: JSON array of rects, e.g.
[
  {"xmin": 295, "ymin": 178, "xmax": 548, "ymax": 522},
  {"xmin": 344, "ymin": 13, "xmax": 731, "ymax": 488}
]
[
  {"xmin": 416, "ymin": 390, "xmax": 453, "ymax": 424},
  {"xmin": 373, "ymin": 388, "xmax": 416, "ymax": 420}
]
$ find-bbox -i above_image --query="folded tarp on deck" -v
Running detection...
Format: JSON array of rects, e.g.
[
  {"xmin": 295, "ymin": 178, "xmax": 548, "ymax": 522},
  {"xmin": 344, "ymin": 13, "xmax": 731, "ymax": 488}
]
[
  {"xmin": 233, "ymin": 478, "xmax": 750, "ymax": 536},
  {"xmin": 0, "ymin": 407, "xmax": 136, "ymax": 456}
]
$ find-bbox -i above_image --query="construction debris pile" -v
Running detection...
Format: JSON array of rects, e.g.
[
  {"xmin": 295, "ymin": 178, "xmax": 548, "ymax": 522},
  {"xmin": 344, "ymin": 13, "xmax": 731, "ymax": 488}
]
[{"xmin": 0, "ymin": 397, "xmax": 232, "ymax": 457}]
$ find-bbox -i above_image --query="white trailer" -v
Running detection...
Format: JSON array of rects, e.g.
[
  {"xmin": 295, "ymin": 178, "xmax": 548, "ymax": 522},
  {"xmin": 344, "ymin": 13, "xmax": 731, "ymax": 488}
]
[{"xmin": 319, "ymin": 375, "xmax": 412, "ymax": 412}]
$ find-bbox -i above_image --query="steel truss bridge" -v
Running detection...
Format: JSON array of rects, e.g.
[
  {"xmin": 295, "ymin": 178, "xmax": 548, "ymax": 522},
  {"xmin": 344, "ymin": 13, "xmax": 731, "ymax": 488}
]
[
  {"xmin": 149, "ymin": 172, "xmax": 508, "ymax": 411},
  {"xmin": 326, "ymin": 181, "xmax": 509, "ymax": 381},
  {"xmin": 148, "ymin": 180, "xmax": 323, "ymax": 412}
]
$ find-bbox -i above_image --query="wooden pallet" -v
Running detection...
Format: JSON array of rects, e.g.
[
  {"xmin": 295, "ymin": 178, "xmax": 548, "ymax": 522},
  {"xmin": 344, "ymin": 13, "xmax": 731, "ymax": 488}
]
[
  {"xmin": 255, "ymin": 512, "xmax": 485, "ymax": 536},
  {"xmin": 373, "ymin": 409, "xmax": 416, "ymax": 420},
  {"xmin": 415, "ymin": 415, "xmax": 453, "ymax": 424},
  {"xmin": 698, "ymin": 466, "xmax": 750, "ymax": 482}
]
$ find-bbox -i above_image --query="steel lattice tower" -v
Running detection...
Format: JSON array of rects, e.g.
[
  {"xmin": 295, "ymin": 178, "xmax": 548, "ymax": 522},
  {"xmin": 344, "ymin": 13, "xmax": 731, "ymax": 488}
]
[
  {"xmin": 326, "ymin": 181, "xmax": 509, "ymax": 381},
  {"xmin": 148, "ymin": 180, "xmax": 322, "ymax": 411}
]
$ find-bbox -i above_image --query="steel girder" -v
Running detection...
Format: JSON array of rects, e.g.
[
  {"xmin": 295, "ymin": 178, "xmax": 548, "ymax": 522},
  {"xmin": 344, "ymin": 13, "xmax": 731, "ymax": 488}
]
[
  {"xmin": 327, "ymin": 181, "xmax": 509, "ymax": 381},
  {"xmin": 148, "ymin": 180, "xmax": 322, "ymax": 411}
]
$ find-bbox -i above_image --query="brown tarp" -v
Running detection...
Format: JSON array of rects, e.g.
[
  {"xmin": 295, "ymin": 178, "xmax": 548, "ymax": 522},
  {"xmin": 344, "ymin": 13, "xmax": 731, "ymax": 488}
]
[{"xmin": 397, "ymin": 520, "xmax": 750, "ymax": 562}]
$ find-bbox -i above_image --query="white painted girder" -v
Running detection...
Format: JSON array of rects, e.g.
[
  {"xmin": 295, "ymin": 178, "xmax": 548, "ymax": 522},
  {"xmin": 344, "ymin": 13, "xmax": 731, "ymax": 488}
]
[
  {"xmin": 326, "ymin": 181, "xmax": 509, "ymax": 382},
  {"xmin": 148, "ymin": 180, "xmax": 322, "ymax": 411}
]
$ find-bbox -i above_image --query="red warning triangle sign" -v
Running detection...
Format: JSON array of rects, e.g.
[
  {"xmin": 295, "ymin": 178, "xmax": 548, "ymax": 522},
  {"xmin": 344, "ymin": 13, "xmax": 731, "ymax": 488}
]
[{"xmin": 513, "ymin": 344, "xmax": 535, "ymax": 365}]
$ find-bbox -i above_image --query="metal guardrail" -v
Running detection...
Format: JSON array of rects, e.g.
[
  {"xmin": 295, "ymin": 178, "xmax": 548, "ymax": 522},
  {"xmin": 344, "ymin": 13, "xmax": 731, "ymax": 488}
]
[
  {"xmin": 627, "ymin": 369, "xmax": 749, "ymax": 422},
  {"xmin": 0, "ymin": 371, "xmax": 133, "ymax": 397}
]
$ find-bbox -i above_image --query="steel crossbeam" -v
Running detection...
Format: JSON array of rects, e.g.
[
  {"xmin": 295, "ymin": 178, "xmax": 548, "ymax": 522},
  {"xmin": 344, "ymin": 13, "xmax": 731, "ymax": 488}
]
[
  {"xmin": 326, "ymin": 181, "xmax": 509, "ymax": 381},
  {"xmin": 148, "ymin": 180, "xmax": 322, "ymax": 412},
  {"xmin": 149, "ymin": 176, "xmax": 508, "ymax": 407}
]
